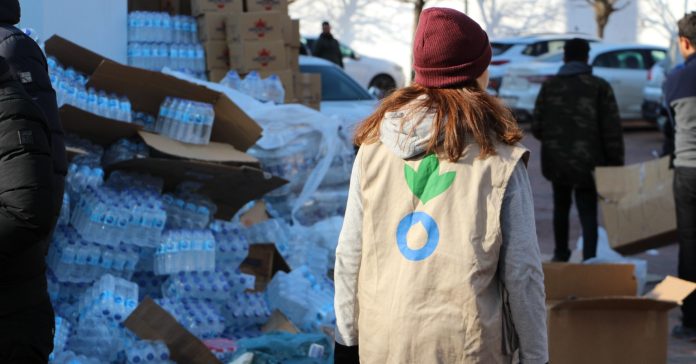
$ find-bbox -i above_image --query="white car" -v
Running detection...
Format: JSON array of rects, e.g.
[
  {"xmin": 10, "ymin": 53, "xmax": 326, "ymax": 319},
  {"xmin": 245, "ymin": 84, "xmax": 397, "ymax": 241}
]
[
  {"xmin": 301, "ymin": 37, "xmax": 406, "ymax": 97},
  {"xmin": 498, "ymin": 43, "xmax": 667, "ymax": 122},
  {"xmin": 488, "ymin": 33, "xmax": 599, "ymax": 93},
  {"xmin": 299, "ymin": 55, "xmax": 377, "ymax": 131},
  {"xmin": 642, "ymin": 39, "xmax": 683, "ymax": 126}
]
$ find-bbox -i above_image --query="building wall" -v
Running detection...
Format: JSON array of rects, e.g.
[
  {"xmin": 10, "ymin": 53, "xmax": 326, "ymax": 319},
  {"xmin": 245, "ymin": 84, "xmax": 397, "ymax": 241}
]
[{"xmin": 18, "ymin": 0, "xmax": 128, "ymax": 63}]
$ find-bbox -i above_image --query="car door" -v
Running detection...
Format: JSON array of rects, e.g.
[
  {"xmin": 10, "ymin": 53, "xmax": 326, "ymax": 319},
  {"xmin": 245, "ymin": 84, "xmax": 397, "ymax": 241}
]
[
  {"xmin": 340, "ymin": 43, "xmax": 369, "ymax": 87},
  {"xmin": 592, "ymin": 49, "xmax": 650, "ymax": 119}
]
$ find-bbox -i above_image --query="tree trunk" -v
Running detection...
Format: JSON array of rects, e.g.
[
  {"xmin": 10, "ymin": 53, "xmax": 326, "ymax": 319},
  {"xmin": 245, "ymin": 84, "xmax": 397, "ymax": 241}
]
[{"xmin": 410, "ymin": 0, "xmax": 426, "ymax": 81}]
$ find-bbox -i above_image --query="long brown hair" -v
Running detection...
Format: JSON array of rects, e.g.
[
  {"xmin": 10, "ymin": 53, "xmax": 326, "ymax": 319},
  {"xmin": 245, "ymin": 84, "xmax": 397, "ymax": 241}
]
[{"xmin": 354, "ymin": 81, "xmax": 523, "ymax": 162}]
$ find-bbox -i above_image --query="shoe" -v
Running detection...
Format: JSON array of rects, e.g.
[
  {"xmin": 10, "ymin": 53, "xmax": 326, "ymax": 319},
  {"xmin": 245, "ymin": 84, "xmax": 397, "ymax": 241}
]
[
  {"xmin": 550, "ymin": 253, "xmax": 570, "ymax": 262},
  {"xmin": 672, "ymin": 325, "xmax": 696, "ymax": 340}
]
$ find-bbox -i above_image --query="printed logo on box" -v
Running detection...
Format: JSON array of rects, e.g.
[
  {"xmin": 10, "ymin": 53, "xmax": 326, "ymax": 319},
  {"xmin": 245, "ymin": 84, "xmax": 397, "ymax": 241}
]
[
  {"xmin": 249, "ymin": 19, "xmax": 274, "ymax": 39},
  {"xmin": 253, "ymin": 48, "xmax": 277, "ymax": 66},
  {"xmin": 210, "ymin": 0, "xmax": 232, "ymax": 9},
  {"xmin": 253, "ymin": 0, "xmax": 281, "ymax": 10}
]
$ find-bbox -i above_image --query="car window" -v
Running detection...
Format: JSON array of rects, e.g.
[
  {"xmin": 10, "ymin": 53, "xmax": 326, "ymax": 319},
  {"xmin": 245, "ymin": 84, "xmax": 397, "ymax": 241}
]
[
  {"xmin": 522, "ymin": 41, "xmax": 548, "ymax": 56},
  {"xmin": 338, "ymin": 43, "xmax": 353, "ymax": 58},
  {"xmin": 650, "ymin": 50, "xmax": 667, "ymax": 64},
  {"xmin": 593, "ymin": 50, "xmax": 647, "ymax": 70},
  {"xmin": 491, "ymin": 42, "xmax": 516, "ymax": 56},
  {"xmin": 547, "ymin": 40, "xmax": 565, "ymax": 54},
  {"xmin": 300, "ymin": 64, "xmax": 374, "ymax": 101}
]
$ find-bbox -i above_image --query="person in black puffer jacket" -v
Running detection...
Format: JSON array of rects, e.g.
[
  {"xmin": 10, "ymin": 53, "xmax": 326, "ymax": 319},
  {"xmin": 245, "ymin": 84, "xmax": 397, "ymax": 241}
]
[
  {"xmin": 0, "ymin": 55, "xmax": 56, "ymax": 363},
  {"xmin": 0, "ymin": 0, "xmax": 66, "ymax": 228}
]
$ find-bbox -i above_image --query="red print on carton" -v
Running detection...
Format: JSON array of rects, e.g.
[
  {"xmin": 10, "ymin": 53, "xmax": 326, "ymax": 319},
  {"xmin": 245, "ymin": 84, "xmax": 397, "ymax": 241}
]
[
  {"xmin": 254, "ymin": 48, "xmax": 276, "ymax": 67},
  {"xmin": 250, "ymin": 18, "xmax": 273, "ymax": 38}
]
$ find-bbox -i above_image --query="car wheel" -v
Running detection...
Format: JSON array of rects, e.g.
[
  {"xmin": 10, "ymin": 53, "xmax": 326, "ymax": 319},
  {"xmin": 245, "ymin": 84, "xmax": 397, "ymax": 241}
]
[{"xmin": 368, "ymin": 75, "xmax": 397, "ymax": 98}]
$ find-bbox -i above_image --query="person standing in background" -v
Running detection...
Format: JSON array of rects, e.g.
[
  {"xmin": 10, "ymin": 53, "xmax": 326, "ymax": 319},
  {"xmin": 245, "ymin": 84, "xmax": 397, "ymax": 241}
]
[
  {"xmin": 312, "ymin": 21, "xmax": 344, "ymax": 68},
  {"xmin": 664, "ymin": 12, "xmax": 696, "ymax": 340},
  {"xmin": 533, "ymin": 38, "xmax": 624, "ymax": 262}
]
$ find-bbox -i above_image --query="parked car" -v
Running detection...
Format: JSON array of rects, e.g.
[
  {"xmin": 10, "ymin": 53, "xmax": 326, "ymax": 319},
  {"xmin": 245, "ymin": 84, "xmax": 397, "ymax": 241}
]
[
  {"xmin": 299, "ymin": 55, "xmax": 377, "ymax": 131},
  {"xmin": 301, "ymin": 37, "xmax": 405, "ymax": 97},
  {"xmin": 642, "ymin": 39, "xmax": 683, "ymax": 130},
  {"xmin": 498, "ymin": 43, "xmax": 667, "ymax": 122},
  {"xmin": 488, "ymin": 33, "xmax": 600, "ymax": 93}
]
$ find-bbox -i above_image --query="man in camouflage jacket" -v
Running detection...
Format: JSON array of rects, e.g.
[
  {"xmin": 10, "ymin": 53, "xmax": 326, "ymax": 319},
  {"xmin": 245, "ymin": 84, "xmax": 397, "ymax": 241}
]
[{"xmin": 532, "ymin": 38, "xmax": 624, "ymax": 262}]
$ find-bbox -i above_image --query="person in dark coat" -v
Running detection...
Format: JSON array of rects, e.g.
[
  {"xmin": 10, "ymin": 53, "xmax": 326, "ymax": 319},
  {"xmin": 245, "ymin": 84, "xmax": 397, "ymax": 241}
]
[
  {"xmin": 0, "ymin": 55, "xmax": 56, "ymax": 363},
  {"xmin": 312, "ymin": 21, "xmax": 344, "ymax": 68},
  {"xmin": 532, "ymin": 38, "xmax": 624, "ymax": 262},
  {"xmin": 0, "ymin": 0, "xmax": 66, "ymax": 226}
]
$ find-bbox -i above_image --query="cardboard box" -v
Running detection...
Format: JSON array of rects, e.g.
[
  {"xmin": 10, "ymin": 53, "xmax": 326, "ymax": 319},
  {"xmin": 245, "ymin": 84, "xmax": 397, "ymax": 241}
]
[
  {"xmin": 229, "ymin": 40, "xmax": 287, "ymax": 73},
  {"xmin": 240, "ymin": 243, "xmax": 290, "ymax": 291},
  {"xmin": 544, "ymin": 263, "xmax": 696, "ymax": 364},
  {"xmin": 204, "ymin": 40, "xmax": 230, "ymax": 70},
  {"xmin": 129, "ymin": 0, "xmax": 191, "ymax": 14},
  {"xmin": 286, "ymin": 45, "xmax": 299, "ymax": 71},
  {"xmin": 294, "ymin": 72, "xmax": 321, "ymax": 111},
  {"xmin": 239, "ymin": 200, "xmax": 270, "ymax": 227},
  {"xmin": 125, "ymin": 298, "xmax": 223, "ymax": 364},
  {"xmin": 245, "ymin": 0, "xmax": 288, "ymax": 13},
  {"xmin": 262, "ymin": 310, "xmax": 299, "ymax": 334},
  {"xmin": 197, "ymin": 12, "xmax": 227, "ymax": 41},
  {"xmin": 208, "ymin": 68, "xmax": 229, "ymax": 83},
  {"xmin": 283, "ymin": 19, "xmax": 300, "ymax": 48},
  {"xmin": 226, "ymin": 11, "xmax": 290, "ymax": 43},
  {"xmin": 595, "ymin": 157, "xmax": 677, "ymax": 254},
  {"xmin": 191, "ymin": 0, "xmax": 243, "ymax": 16}
]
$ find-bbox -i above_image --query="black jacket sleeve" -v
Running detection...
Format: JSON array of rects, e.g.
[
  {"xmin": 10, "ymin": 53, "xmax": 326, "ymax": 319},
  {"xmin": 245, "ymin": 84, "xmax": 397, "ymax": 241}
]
[
  {"xmin": 0, "ymin": 96, "xmax": 54, "ymax": 256},
  {"xmin": 597, "ymin": 81, "xmax": 624, "ymax": 166}
]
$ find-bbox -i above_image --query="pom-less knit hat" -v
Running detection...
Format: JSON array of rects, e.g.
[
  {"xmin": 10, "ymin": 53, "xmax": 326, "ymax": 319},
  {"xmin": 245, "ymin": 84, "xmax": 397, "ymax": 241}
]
[{"xmin": 413, "ymin": 7, "xmax": 492, "ymax": 88}]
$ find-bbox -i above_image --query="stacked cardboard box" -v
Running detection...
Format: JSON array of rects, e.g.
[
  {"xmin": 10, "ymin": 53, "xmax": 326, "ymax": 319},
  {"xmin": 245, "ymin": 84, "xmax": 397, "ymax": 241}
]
[{"xmin": 191, "ymin": 0, "xmax": 244, "ymax": 75}]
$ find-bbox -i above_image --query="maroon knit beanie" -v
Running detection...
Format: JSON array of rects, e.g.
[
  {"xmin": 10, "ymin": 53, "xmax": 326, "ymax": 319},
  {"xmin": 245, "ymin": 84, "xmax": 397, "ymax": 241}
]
[{"xmin": 413, "ymin": 8, "xmax": 492, "ymax": 89}]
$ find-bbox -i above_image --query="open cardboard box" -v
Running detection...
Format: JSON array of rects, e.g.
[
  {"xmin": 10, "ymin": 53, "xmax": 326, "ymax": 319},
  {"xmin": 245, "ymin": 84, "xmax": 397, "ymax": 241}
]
[
  {"xmin": 240, "ymin": 243, "xmax": 290, "ymax": 291},
  {"xmin": 595, "ymin": 156, "xmax": 677, "ymax": 254},
  {"xmin": 544, "ymin": 263, "xmax": 696, "ymax": 364},
  {"xmin": 45, "ymin": 35, "xmax": 262, "ymax": 151}
]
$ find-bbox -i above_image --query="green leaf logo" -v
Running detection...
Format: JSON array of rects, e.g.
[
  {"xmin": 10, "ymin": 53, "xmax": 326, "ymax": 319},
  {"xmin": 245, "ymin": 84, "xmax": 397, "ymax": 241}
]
[{"xmin": 404, "ymin": 154, "xmax": 456, "ymax": 204}]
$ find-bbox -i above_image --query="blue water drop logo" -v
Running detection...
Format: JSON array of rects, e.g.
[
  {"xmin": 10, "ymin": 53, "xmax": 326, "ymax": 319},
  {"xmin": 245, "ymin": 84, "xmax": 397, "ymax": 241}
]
[{"xmin": 396, "ymin": 212, "xmax": 440, "ymax": 261}]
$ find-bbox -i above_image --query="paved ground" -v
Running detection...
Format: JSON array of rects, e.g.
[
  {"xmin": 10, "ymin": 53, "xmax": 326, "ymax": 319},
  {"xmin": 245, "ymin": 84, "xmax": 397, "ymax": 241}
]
[{"xmin": 521, "ymin": 123, "xmax": 696, "ymax": 362}]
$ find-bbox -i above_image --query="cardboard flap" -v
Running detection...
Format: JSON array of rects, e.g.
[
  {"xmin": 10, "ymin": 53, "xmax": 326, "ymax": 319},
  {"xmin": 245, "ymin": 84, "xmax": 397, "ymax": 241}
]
[
  {"xmin": 125, "ymin": 298, "xmax": 222, "ymax": 364},
  {"xmin": 644, "ymin": 276, "xmax": 696, "ymax": 305},
  {"xmin": 59, "ymin": 105, "xmax": 143, "ymax": 145},
  {"xmin": 543, "ymin": 263, "xmax": 637, "ymax": 300},
  {"xmin": 262, "ymin": 310, "xmax": 299, "ymax": 334},
  {"xmin": 239, "ymin": 200, "xmax": 270, "ymax": 227},
  {"xmin": 551, "ymin": 297, "xmax": 677, "ymax": 311},
  {"xmin": 45, "ymin": 35, "xmax": 110, "ymax": 75},
  {"xmin": 107, "ymin": 158, "xmax": 286, "ymax": 218},
  {"xmin": 240, "ymin": 243, "xmax": 290, "ymax": 291},
  {"xmin": 138, "ymin": 131, "xmax": 258, "ymax": 164},
  {"xmin": 88, "ymin": 60, "xmax": 262, "ymax": 151},
  {"xmin": 595, "ymin": 157, "xmax": 672, "ymax": 201}
]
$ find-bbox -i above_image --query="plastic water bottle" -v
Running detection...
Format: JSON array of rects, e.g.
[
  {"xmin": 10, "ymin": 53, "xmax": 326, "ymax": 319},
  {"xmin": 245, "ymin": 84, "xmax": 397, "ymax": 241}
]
[
  {"xmin": 264, "ymin": 74, "xmax": 285, "ymax": 104},
  {"xmin": 220, "ymin": 71, "xmax": 242, "ymax": 90},
  {"xmin": 87, "ymin": 88, "xmax": 99, "ymax": 115},
  {"xmin": 154, "ymin": 229, "xmax": 216, "ymax": 275},
  {"xmin": 119, "ymin": 96, "xmax": 133, "ymax": 122},
  {"xmin": 240, "ymin": 71, "xmax": 263, "ymax": 100},
  {"xmin": 220, "ymin": 292, "xmax": 271, "ymax": 332}
]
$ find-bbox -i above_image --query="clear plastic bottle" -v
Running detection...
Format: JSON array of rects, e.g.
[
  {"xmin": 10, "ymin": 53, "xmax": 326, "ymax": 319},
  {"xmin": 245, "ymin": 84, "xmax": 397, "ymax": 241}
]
[
  {"xmin": 264, "ymin": 74, "xmax": 285, "ymax": 104},
  {"xmin": 240, "ymin": 71, "xmax": 263, "ymax": 100},
  {"xmin": 220, "ymin": 70, "xmax": 242, "ymax": 90}
]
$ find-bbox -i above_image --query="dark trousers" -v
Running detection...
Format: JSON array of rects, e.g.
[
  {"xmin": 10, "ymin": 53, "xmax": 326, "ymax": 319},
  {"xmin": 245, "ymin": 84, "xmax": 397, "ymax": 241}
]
[
  {"xmin": 552, "ymin": 182, "xmax": 598, "ymax": 261},
  {"xmin": 675, "ymin": 167, "xmax": 696, "ymax": 328},
  {"xmin": 0, "ymin": 298, "xmax": 54, "ymax": 364}
]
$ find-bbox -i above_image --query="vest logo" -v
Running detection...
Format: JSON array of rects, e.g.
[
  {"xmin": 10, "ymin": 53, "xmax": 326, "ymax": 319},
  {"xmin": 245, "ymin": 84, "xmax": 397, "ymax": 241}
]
[
  {"xmin": 249, "ymin": 19, "xmax": 273, "ymax": 38},
  {"xmin": 397, "ymin": 154, "xmax": 455, "ymax": 261},
  {"xmin": 396, "ymin": 212, "xmax": 440, "ymax": 261},
  {"xmin": 253, "ymin": 48, "xmax": 276, "ymax": 66},
  {"xmin": 404, "ymin": 154, "xmax": 455, "ymax": 204},
  {"xmin": 211, "ymin": 0, "xmax": 232, "ymax": 9}
]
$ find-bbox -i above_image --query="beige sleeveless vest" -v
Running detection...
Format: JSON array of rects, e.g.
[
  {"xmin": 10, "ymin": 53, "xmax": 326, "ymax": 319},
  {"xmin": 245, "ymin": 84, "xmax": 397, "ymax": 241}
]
[{"xmin": 356, "ymin": 140, "xmax": 529, "ymax": 363}]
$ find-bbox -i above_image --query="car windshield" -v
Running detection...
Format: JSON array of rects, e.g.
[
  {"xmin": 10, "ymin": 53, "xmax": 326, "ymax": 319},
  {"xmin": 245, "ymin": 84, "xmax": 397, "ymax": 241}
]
[
  {"xmin": 537, "ymin": 52, "xmax": 564, "ymax": 63},
  {"xmin": 491, "ymin": 42, "xmax": 518, "ymax": 56},
  {"xmin": 300, "ymin": 64, "xmax": 374, "ymax": 101}
]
